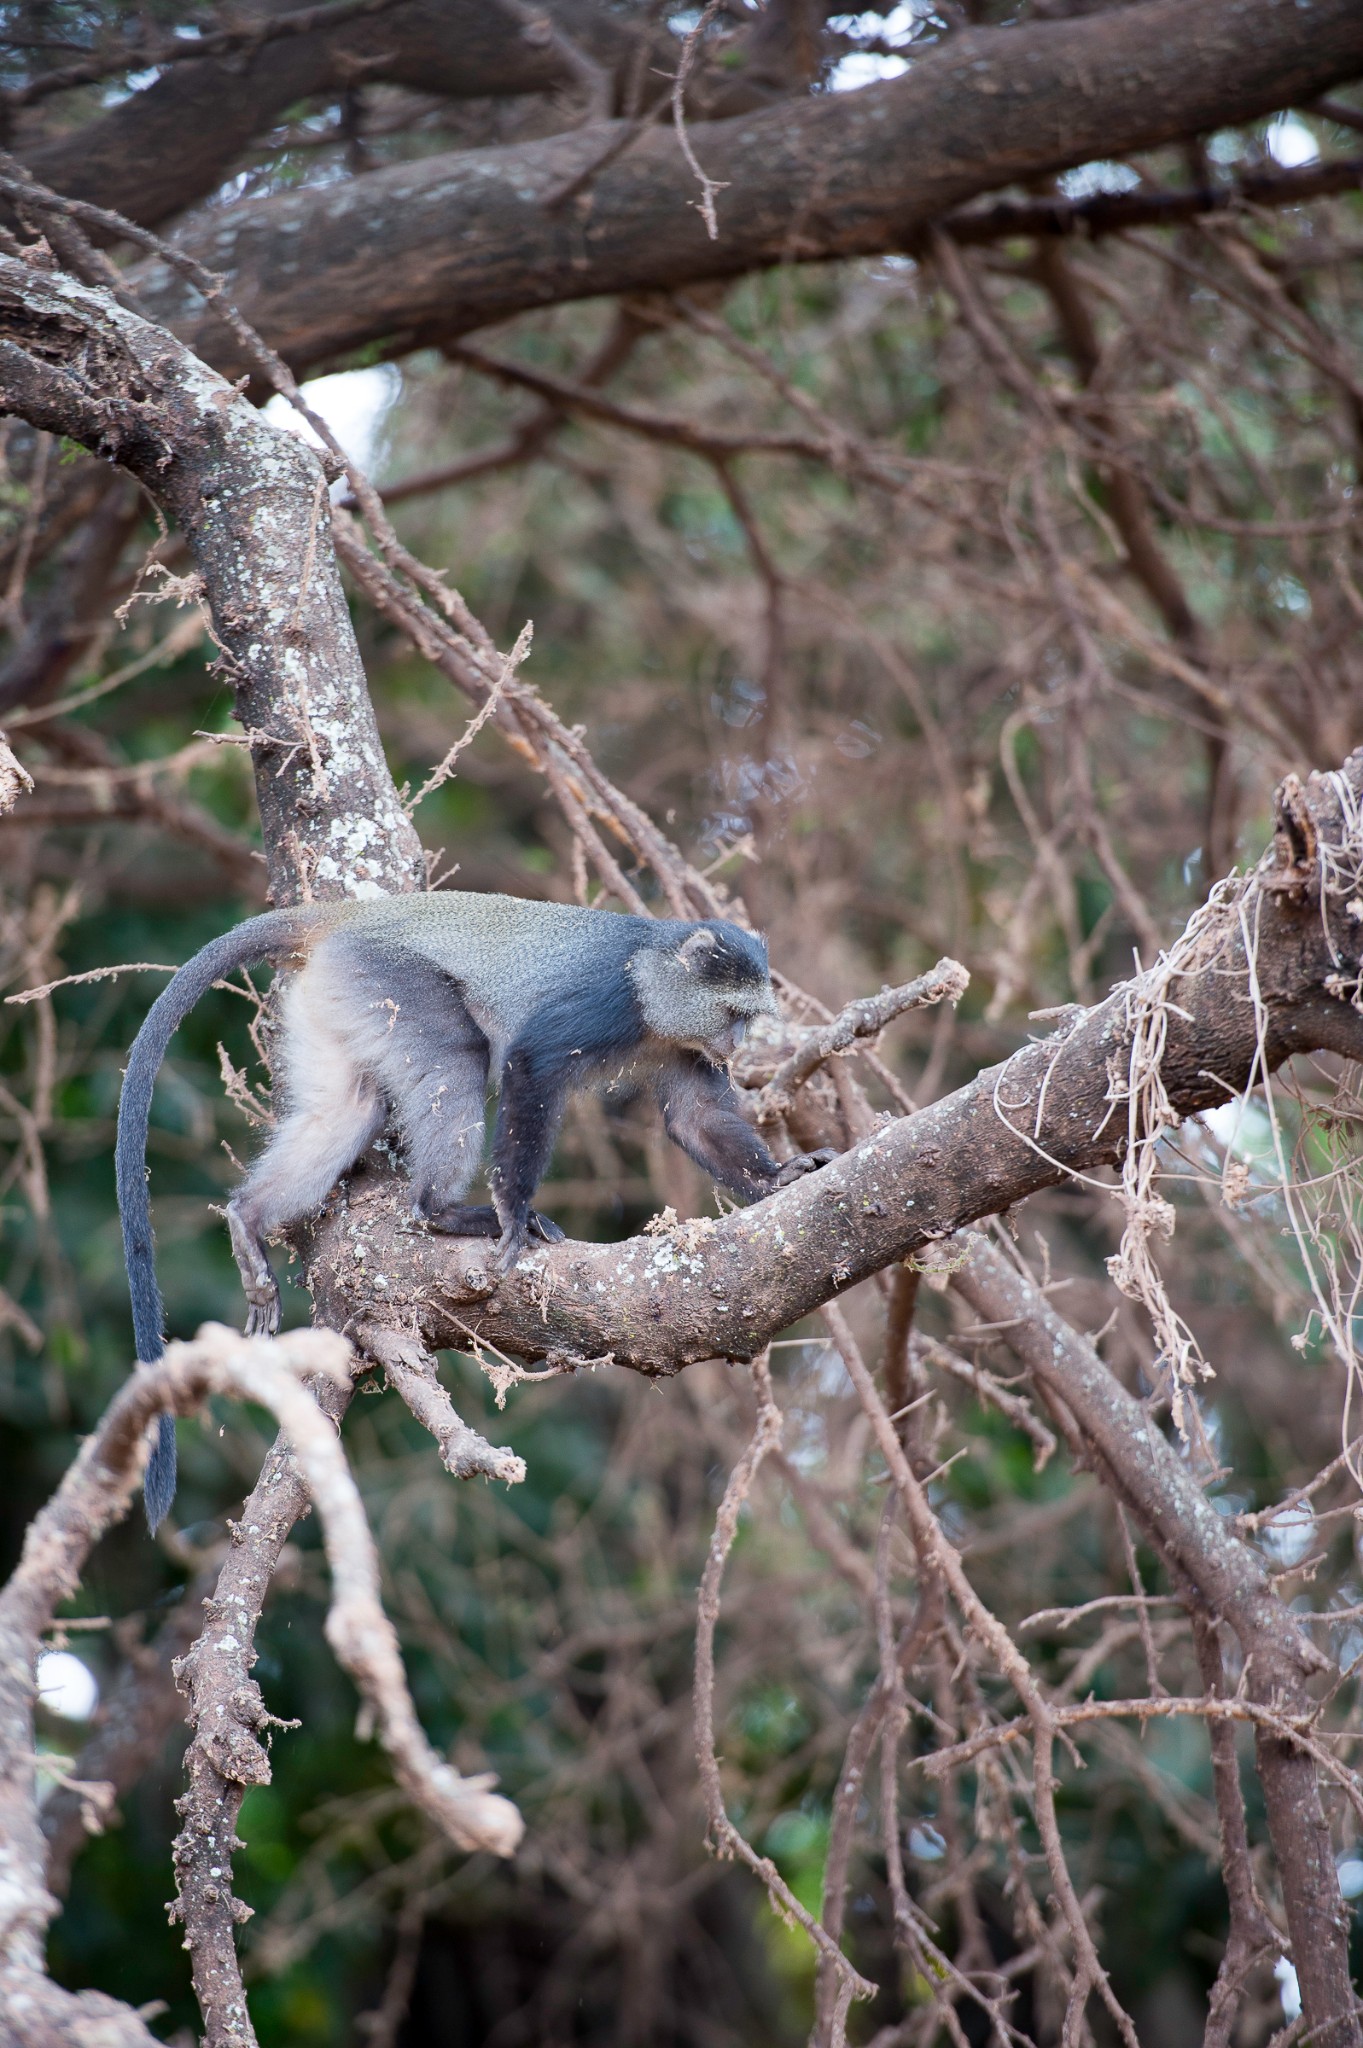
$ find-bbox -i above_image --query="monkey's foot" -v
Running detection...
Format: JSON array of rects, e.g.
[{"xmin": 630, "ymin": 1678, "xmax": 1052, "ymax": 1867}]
[
  {"xmin": 244, "ymin": 1293, "xmax": 281, "ymax": 1339},
  {"xmin": 419, "ymin": 1201, "xmax": 565, "ymax": 1247},
  {"xmin": 772, "ymin": 1148, "xmax": 838, "ymax": 1188},
  {"xmin": 227, "ymin": 1203, "xmax": 281, "ymax": 1339},
  {"xmin": 492, "ymin": 1221, "xmax": 533, "ymax": 1277}
]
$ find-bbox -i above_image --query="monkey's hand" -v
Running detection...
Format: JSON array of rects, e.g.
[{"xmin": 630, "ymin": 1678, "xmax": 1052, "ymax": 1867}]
[
  {"xmin": 491, "ymin": 1208, "xmax": 567, "ymax": 1274},
  {"xmin": 244, "ymin": 1292, "xmax": 281, "ymax": 1340},
  {"xmin": 771, "ymin": 1148, "xmax": 838, "ymax": 1188}
]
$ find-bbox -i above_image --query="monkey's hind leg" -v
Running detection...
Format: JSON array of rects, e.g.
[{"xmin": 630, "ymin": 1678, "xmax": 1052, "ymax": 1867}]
[
  {"xmin": 226, "ymin": 1201, "xmax": 286, "ymax": 1339},
  {"xmin": 369, "ymin": 971, "xmax": 497, "ymax": 1232},
  {"xmin": 228, "ymin": 965, "xmax": 386, "ymax": 1336}
]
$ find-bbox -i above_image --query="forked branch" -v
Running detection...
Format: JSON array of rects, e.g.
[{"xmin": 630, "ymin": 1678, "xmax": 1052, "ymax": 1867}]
[{"xmin": 0, "ymin": 1327, "xmax": 520, "ymax": 2048}]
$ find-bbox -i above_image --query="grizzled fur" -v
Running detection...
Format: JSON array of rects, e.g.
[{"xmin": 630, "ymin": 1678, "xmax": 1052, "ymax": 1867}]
[{"xmin": 118, "ymin": 891, "xmax": 831, "ymax": 1529}]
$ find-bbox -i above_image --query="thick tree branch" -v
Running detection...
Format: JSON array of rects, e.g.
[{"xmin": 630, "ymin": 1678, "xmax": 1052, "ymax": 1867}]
[
  {"xmin": 17, "ymin": 0, "xmax": 596, "ymax": 235},
  {"xmin": 9, "ymin": 0, "xmax": 408, "ymax": 110},
  {"xmin": 0, "ymin": 254, "xmax": 423, "ymax": 905},
  {"xmin": 119, "ymin": 0, "xmax": 1363, "ymax": 378},
  {"xmin": 309, "ymin": 754, "xmax": 1363, "ymax": 1372},
  {"xmin": 14, "ymin": 0, "xmax": 846, "ymax": 241}
]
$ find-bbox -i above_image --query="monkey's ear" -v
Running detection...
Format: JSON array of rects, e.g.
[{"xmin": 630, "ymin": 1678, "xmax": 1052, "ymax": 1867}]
[{"xmin": 676, "ymin": 928, "xmax": 720, "ymax": 971}]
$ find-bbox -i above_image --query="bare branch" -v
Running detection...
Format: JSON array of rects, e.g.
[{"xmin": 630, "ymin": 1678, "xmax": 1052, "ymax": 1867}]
[
  {"xmin": 0, "ymin": 254, "xmax": 424, "ymax": 906},
  {"xmin": 949, "ymin": 1233, "xmax": 1358, "ymax": 2043},
  {"xmin": 937, "ymin": 153, "xmax": 1363, "ymax": 251},
  {"xmin": 0, "ymin": 1327, "xmax": 520, "ymax": 2045},
  {"xmin": 670, "ymin": 0, "xmax": 730, "ymax": 240},
  {"xmin": 693, "ymin": 1352, "xmax": 876, "ymax": 2037},
  {"xmin": 824, "ymin": 1300, "xmax": 1140, "ymax": 2044},
  {"xmin": 755, "ymin": 958, "xmax": 968, "ymax": 1121},
  {"xmin": 351, "ymin": 1324, "xmax": 527, "ymax": 1484}
]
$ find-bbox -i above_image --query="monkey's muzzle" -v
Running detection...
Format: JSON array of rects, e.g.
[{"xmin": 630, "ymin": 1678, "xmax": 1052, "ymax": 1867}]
[{"xmin": 713, "ymin": 1016, "xmax": 749, "ymax": 1058}]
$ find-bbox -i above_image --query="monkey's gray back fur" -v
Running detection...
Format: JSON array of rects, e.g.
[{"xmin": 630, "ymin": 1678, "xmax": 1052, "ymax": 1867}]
[
  {"xmin": 340, "ymin": 892, "xmax": 656, "ymax": 1073},
  {"xmin": 117, "ymin": 889, "xmax": 799, "ymax": 1534}
]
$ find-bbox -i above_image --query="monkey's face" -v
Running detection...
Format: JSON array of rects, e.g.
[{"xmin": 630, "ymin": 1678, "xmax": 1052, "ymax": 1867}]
[{"xmin": 631, "ymin": 923, "xmax": 777, "ymax": 1060}]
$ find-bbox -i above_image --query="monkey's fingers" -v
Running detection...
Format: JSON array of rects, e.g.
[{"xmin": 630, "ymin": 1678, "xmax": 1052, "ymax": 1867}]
[
  {"xmin": 772, "ymin": 1148, "xmax": 838, "ymax": 1187},
  {"xmin": 228, "ymin": 1206, "xmax": 283, "ymax": 1336},
  {"xmin": 528, "ymin": 1209, "xmax": 566, "ymax": 1244}
]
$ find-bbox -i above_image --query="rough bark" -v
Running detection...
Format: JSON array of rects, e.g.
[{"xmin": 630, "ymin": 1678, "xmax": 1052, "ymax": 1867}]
[
  {"xmin": 116, "ymin": 0, "xmax": 1363, "ymax": 379},
  {"xmin": 0, "ymin": 253, "xmax": 423, "ymax": 906},
  {"xmin": 0, "ymin": 729, "xmax": 32, "ymax": 813}
]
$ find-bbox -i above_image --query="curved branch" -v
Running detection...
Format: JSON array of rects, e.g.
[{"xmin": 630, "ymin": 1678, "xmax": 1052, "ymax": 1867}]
[
  {"xmin": 0, "ymin": 1326, "xmax": 520, "ymax": 2046},
  {"xmin": 309, "ymin": 755, "xmax": 1363, "ymax": 1370},
  {"xmin": 16, "ymin": 0, "xmax": 597, "ymax": 233}
]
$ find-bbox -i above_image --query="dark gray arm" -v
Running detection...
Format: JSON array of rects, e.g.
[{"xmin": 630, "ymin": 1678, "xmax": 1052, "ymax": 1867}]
[{"xmin": 654, "ymin": 1053, "xmax": 834, "ymax": 1200}]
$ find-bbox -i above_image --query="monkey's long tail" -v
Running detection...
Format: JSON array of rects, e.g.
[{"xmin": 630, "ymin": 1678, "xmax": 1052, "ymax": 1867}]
[{"xmin": 116, "ymin": 906, "xmax": 318, "ymax": 1530}]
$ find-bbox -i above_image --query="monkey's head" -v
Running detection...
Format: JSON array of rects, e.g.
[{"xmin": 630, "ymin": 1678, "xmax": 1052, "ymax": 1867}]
[{"xmin": 630, "ymin": 921, "xmax": 777, "ymax": 1060}]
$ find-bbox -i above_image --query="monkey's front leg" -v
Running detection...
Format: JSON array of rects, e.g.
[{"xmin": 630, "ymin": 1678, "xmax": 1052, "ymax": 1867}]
[
  {"xmin": 657, "ymin": 1054, "xmax": 839, "ymax": 1199},
  {"xmin": 226, "ymin": 1200, "xmax": 282, "ymax": 1338},
  {"xmin": 486, "ymin": 1055, "xmax": 568, "ymax": 1276}
]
